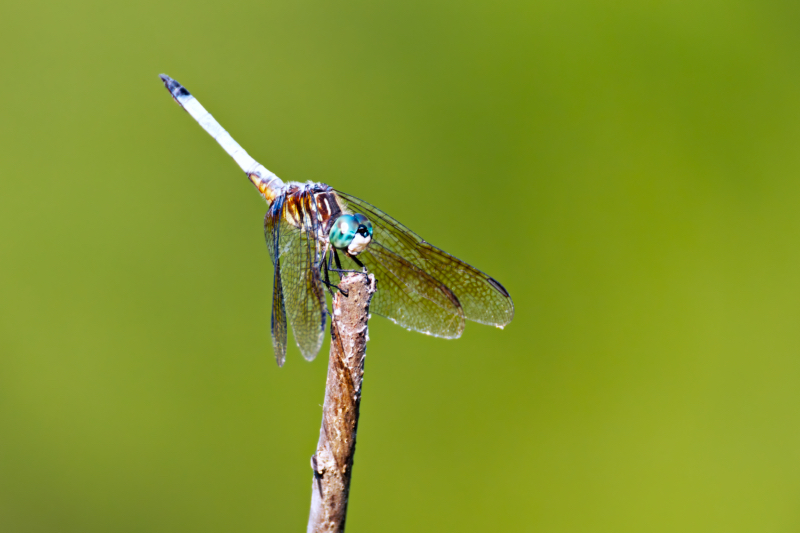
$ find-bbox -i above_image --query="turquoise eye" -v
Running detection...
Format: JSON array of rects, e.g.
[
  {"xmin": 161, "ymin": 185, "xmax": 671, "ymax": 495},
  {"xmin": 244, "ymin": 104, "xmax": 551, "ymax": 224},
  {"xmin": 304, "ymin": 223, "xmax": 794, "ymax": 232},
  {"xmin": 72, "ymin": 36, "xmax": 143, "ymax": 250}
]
[
  {"xmin": 354, "ymin": 214, "xmax": 373, "ymax": 238},
  {"xmin": 329, "ymin": 213, "xmax": 374, "ymax": 252},
  {"xmin": 330, "ymin": 215, "xmax": 359, "ymax": 249}
]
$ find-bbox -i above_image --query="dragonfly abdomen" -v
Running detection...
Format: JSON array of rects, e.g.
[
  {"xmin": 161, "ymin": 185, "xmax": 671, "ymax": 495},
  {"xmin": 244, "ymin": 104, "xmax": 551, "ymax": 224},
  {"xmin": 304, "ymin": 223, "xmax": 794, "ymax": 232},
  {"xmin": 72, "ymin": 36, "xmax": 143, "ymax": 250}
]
[{"xmin": 248, "ymin": 171, "xmax": 284, "ymax": 204}]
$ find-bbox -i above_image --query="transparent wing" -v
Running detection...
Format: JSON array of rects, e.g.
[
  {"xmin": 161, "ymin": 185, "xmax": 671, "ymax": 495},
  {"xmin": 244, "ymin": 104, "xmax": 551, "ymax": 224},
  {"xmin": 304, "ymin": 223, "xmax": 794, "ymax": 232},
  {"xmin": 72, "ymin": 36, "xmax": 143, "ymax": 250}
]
[
  {"xmin": 335, "ymin": 190, "xmax": 514, "ymax": 328},
  {"xmin": 265, "ymin": 204, "xmax": 288, "ymax": 366},
  {"xmin": 334, "ymin": 242, "xmax": 465, "ymax": 338},
  {"xmin": 265, "ymin": 197, "xmax": 326, "ymax": 363}
]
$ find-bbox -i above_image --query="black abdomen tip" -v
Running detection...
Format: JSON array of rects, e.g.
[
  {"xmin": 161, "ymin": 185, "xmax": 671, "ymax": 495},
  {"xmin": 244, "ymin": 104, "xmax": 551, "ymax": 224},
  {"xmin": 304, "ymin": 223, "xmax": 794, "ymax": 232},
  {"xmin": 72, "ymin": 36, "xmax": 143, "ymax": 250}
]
[{"xmin": 159, "ymin": 73, "xmax": 191, "ymax": 97}]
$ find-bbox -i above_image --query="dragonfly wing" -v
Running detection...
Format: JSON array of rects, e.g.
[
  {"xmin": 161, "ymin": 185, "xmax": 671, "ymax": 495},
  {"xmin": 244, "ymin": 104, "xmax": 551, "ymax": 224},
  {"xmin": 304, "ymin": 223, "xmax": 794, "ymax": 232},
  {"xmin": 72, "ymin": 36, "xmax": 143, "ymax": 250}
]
[
  {"xmin": 265, "ymin": 207, "xmax": 288, "ymax": 366},
  {"xmin": 335, "ymin": 242, "xmax": 465, "ymax": 338},
  {"xmin": 266, "ymin": 198, "xmax": 326, "ymax": 362},
  {"xmin": 335, "ymin": 190, "xmax": 514, "ymax": 328}
]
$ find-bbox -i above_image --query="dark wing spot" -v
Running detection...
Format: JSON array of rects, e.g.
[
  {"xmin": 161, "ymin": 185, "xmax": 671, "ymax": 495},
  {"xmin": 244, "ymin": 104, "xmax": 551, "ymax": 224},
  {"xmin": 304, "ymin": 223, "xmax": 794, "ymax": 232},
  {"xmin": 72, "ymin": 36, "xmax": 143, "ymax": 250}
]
[{"xmin": 486, "ymin": 277, "xmax": 510, "ymax": 298}]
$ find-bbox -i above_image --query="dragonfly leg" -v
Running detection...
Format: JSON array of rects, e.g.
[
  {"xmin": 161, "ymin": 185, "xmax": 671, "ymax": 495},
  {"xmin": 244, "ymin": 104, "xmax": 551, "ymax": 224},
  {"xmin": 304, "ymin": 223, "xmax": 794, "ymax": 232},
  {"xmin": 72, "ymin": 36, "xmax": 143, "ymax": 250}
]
[
  {"xmin": 346, "ymin": 252, "xmax": 368, "ymax": 273},
  {"xmin": 328, "ymin": 248, "xmax": 363, "ymax": 275},
  {"xmin": 321, "ymin": 250, "xmax": 348, "ymax": 297},
  {"xmin": 321, "ymin": 255, "xmax": 336, "ymax": 298}
]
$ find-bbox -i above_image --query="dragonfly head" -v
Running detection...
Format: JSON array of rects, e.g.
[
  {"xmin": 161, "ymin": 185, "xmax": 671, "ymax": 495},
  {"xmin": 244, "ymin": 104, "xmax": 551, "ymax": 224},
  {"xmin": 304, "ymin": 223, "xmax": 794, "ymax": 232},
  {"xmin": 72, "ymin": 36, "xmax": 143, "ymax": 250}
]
[{"xmin": 329, "ymin": 214, "xmax": 373, "ymax": 255}]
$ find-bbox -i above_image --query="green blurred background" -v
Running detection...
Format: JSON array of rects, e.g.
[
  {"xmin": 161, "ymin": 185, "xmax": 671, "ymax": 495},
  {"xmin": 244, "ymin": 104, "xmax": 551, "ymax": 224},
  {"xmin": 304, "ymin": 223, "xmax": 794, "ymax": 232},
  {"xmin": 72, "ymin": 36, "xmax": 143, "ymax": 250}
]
[{"xmin": 2, "ymin": 0, "xmax": 800, "ymax": 531}]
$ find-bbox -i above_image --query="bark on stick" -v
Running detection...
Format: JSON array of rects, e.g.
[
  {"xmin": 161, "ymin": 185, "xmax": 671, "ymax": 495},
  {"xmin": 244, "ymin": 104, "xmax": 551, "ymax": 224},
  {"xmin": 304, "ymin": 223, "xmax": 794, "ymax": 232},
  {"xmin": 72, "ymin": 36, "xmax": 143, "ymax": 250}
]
[{"xmin": 307, "ymin": 273, "xmax": 376, "ymax": 533}]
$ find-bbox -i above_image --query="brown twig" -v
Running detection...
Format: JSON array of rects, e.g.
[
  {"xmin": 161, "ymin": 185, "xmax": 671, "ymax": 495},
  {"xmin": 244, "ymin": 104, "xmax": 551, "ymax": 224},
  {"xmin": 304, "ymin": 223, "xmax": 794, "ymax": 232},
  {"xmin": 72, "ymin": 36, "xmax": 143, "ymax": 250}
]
[{"xmin": 307, "ymin": 273, "xmax": 376, "ymax": 533}]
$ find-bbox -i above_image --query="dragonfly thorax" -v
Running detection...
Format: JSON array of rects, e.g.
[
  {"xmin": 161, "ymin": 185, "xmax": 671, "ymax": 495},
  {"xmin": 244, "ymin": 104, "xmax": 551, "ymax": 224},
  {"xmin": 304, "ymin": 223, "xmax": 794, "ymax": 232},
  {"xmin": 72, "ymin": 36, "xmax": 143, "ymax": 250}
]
[
  {"xmin": 278, "ymin": 184, "xmax": 373, "ymax": 255},
  {"xmin": 280, "ymin": 183, "xmax": 339, "ymax": 237}
]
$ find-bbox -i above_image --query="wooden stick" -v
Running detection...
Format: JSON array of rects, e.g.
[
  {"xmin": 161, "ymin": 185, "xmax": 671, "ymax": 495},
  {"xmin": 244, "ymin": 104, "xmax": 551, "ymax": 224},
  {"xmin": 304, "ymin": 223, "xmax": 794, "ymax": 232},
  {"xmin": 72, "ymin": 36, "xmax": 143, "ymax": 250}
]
[{"xmin": 307, "ymin": 273, "xmax": 377, "ymax": 533}]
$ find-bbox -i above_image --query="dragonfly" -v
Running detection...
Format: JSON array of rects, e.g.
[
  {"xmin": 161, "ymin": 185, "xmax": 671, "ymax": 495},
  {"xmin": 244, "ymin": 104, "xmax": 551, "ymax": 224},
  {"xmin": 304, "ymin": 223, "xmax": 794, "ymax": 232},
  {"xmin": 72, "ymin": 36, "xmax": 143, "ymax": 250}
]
[{"xmin": 159, "ymin": 74, "xmax": 514, "ymax": 366}]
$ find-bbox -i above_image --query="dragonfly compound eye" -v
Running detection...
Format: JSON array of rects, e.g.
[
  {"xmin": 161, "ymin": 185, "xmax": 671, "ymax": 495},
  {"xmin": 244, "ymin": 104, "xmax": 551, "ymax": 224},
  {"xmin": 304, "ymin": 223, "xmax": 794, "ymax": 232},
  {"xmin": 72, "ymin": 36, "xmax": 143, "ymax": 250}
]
[
  {"xmin": 353, "ymin": 213, "xmax": 373, "ymax": 238},
  {"xmin": 330, "ymin": 215, "xmax": 359, "ymax": 250},
  {"xmin": 330, "ymin": 214, "xmax": 373, "ymax": 255}
]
